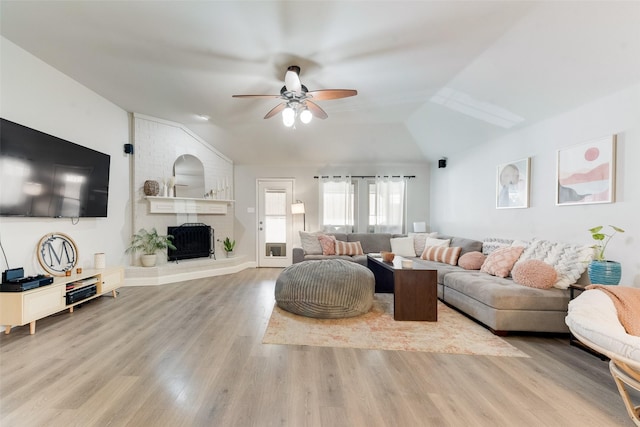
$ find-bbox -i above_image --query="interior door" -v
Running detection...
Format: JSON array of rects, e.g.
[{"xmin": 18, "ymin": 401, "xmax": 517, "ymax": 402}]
[{"xmin": 257, "ymin": 179, "xmax": 294, "ymax": 267}]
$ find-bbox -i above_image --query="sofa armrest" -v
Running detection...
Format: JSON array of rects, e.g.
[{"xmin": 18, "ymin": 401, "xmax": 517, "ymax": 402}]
[{"xmin": 293, "ymin": 247, "xmax": 305, "ymax": 264}]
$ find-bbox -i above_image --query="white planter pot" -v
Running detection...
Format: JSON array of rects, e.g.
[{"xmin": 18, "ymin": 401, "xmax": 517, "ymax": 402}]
[{"xmin": 141, "ymin": 254, "xmax": 157, "ymax": 267}]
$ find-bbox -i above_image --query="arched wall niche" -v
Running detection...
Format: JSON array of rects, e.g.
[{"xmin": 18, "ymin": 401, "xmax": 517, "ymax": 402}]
[{"xmin": 174, "ymin": 154, "xmax": 205, "ymax": 198}]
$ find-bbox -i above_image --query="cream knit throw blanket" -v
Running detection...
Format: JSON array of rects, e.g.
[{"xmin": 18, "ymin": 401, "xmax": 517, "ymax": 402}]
[{"xmin": 586, "ymin": 285, "xmax": 640, "ymax": 336}]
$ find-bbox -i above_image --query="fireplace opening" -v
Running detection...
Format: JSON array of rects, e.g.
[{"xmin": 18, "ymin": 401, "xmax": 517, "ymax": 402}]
[{"xmin": 167, "ymin": 223, "xmax": 214, "ymax": 262}]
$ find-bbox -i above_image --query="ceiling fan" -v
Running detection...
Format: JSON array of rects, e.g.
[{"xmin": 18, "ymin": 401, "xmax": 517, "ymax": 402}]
[{"xmin": 232, "ymin": 65, "xmax": 357, "ymax": 126}]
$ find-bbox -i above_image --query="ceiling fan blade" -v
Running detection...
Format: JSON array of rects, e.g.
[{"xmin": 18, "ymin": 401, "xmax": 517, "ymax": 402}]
[
  {"xmin": 307, "ymin": 89, "xmax": 358, "ymax": 101},
  {"xmin": 305, "ymin": 100, "xmax": 328, "ymax": 119},
  {"xmin": 232, "ymin": 94, "xmax": 282, "ymax": 99},
  {"xmin": 264, "ymin": 103, "xmax": 287, "ymax": 119}
]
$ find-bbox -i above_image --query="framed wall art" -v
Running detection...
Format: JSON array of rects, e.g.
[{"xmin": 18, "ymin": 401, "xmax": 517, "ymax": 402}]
[
  {"xmin": 556, "ymin": 135, "xmax": 616, "ymax": 206},
  {"xmin": 496, "ymin": 157, "xmax": 530, "ymax": 209}
]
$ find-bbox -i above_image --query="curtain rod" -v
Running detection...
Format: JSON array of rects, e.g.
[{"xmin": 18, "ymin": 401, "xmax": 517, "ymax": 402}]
[{"xmin": 314, "ymin": 175, "xmax": 415, "ymax": 179}]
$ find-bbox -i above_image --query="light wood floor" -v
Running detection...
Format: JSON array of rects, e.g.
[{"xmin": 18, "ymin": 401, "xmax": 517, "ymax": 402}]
[{"xmin": 0, "ymin": 267, "xmax": 634, "ymax": 426}]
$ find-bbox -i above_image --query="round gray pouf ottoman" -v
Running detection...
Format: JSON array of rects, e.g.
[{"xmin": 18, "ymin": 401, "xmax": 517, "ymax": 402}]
[{"xmin": 275, "ymin": 259, "xmax": 375, "ymax": 318}]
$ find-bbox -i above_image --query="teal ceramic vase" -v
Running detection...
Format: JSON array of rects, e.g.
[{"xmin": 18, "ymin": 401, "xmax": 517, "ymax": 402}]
[{"xmin": 588, "ymin": 260, "xmax": 621, "ymax": 285}]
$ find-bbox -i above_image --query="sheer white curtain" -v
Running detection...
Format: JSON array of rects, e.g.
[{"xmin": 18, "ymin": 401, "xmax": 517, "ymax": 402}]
[
  {"xmin": 319, "ymin": 176, "xmax": 354, "ymax": 233},
  {"xmin": 373, "ymin": 176, "xmax": 406, "ymax": 234}
]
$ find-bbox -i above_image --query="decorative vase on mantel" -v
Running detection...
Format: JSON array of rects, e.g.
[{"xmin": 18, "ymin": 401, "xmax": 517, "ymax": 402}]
[
  {"xmin": 588, "ymin": 260, "xmax": 621, "ymax": 285},
  {"xmin": 143, "ymin": 180, "xmax": 160, "ymax": 196}
]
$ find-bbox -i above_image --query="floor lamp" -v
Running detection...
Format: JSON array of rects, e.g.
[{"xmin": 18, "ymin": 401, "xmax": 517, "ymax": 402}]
[{"xmin": 291, "ymin": 200, "xmax": 306, "ymax": 231}]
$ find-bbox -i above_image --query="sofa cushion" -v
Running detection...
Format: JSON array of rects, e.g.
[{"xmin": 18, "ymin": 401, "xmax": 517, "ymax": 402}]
[
  {"xmin": 348, "ymin": 233, "xmax": 392, "ymax": 253},
  {"xmin": 411, "ymin": 259, "xmax": 468, "ymax": 285},
  {"xmin": 512, "ymin": 260, "xmax": 557, "ymax": 289},
  {"xmin": 458, "ymin": 251, "xmax": 486, "ymax": 270},
  {"xmin": 390, "ymin": 237, "xmax": 416, "ymax": 257},
  {"xmin": 335, "ymin": 240, "xmax": 364, "ymax": 256},
  {"xmin": 408, "ymin": 232, "xmax": 438, "ymax": 256},
  {"xmin": 299, "ymin": 231, "xmax": 323, "ymax": 255},
  {"xmin": 450, "ymin": 237, "xmax": 483, "ymax": 256},
  {"xmin": 330, "ymin": 233, "xmax": 348, "ymax": 242},
  {"xmin": 480, "ymin": 246, "xmax": 524, "ymax": 278},
  {"xmin": 514, "ymin": 238, "xmax": 594, "ymax": 289},
  {"xmin": 444, "ymin": 271, "xmax": 570, "ymax": 311},
  {"xmin": 318, "ymin": 234, "xmax": 337, "ymax": 255}
]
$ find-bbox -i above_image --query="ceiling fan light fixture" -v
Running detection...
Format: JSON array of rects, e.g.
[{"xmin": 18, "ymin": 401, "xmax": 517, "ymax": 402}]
[
  {"xmin": 300, "ymin": 108, "xmax": 312, "ymax": 124},
  {"xmin": 282, "ymin": 106, "xmax": 296, "ymax": 127}
]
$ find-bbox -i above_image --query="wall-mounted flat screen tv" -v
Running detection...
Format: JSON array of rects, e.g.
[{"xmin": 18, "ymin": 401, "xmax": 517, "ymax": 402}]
[{"xmin": 0, "ymin": 118, "xmax": 111, "ymax": 218}]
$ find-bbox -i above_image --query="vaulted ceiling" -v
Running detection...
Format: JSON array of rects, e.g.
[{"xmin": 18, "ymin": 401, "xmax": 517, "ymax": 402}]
[{"xmin": 2, "ymin": 1, "xmax": 639, "ymax": 166}]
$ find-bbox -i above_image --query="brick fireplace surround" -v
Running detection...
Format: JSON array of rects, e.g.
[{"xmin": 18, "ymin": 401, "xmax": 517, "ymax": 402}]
[{"xmin": 126, "ymin": 114, "xmax": 254, "ymax": 285}]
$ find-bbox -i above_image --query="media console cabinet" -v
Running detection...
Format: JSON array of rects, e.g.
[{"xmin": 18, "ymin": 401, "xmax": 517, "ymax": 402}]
[{"xmin": 0, "ymin": 267, "xmax": 123, "ymax": 335}]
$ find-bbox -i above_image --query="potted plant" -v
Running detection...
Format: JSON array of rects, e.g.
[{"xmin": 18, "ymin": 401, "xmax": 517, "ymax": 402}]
[
  {"xmin": 222, "ymin": 237, "xmax": 236, "ymax": 257},
  {"xmin": 126, "ymin": 227, "xmax": 176, "ymax": 267},
  {"xmin": 588, "ymin": 225, "xmax": 625, "ymax": 285}
]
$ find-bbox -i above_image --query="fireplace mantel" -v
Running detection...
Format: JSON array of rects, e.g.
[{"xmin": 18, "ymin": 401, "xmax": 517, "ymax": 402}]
[{"xmin": 146, "ymin": 196, "xmax": 232, "ymax": 214}]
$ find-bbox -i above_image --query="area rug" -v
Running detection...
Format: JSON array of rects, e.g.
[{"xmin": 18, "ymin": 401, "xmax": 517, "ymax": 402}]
[{"xmin": 263, "ymin": 294, "xmax": 528, "ymax": 357}]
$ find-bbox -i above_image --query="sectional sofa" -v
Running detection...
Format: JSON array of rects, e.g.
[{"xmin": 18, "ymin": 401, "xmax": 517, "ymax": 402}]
[{"xmin": 293, "ymin": 232, "xmax": 594, "ymax": 335}]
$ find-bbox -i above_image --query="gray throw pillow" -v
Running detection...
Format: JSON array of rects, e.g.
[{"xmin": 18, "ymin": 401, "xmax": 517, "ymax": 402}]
[{"xmin": 300, "ymin": 231, "xmax": 323, "ymax": 255}]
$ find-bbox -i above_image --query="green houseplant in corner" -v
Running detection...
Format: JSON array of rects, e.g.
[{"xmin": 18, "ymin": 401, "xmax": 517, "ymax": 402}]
[
  {"xmin": 588, "ymin": 225, "xmax": 625, "ymax": 285},
  {"xmin": 222, "ymin": 237, "xmax": 236, "ymax": 258},
  {"xmin": 126, "ymin": 227, "xmax": 176, "ymax": 267}
]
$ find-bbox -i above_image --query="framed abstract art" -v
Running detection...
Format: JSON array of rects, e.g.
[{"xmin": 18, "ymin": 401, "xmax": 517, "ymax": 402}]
[
  {"xmin": 496, "ymin": 157, "xmax": 530, "ymax": 209},
  {"xmin": 556, "ymin": 135, "xmax": 616, "ymax": 206}
]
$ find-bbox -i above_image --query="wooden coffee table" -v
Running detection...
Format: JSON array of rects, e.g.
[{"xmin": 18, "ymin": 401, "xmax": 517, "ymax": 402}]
[{"xmin": 367, "ymin": 255, "xmax": 438, "ymax": 321}]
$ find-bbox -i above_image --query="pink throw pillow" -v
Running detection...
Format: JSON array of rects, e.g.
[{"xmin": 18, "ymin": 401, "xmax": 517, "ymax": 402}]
[
  {"xmin": 511, "ymin": 260, "xmax": 558, "ymax": 289},
  {"xmin": 480, "ymin": 246, "xmax": 524, "ymax": 278},
  {"xmin": 458, "ymin": 251, "xmax": 486, "ymax": 270},
  {"xmin": 317, "ymin": 234, "xmax": 336, "ymax": 255}
]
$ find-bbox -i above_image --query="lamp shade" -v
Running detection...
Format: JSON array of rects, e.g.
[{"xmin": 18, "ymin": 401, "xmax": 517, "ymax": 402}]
[
  {"xmin": 413, "ymin": 222, "xmax": 427, "ymax": 232},
  {"xmin": 291, "ymin": 202, "xmax": 305, "ymax": 214}
]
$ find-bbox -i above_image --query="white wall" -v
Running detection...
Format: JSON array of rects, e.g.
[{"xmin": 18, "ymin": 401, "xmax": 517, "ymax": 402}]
[
  {"xmin": 430, "ymin": 83, "xmax": 640, "ymax": 286},
  {"xmin": 234, "ymin": 163, "xmax": 431, "ymax": 262},
  {"xmin": 0, "ymin": 37, "xmax": 130, "ymax": 274}
]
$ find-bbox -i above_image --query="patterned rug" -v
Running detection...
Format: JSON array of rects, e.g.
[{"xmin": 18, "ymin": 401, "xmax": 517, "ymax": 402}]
[{"xmin": 263, "ymin": 294, "xmax": 528, "ymax": 357}]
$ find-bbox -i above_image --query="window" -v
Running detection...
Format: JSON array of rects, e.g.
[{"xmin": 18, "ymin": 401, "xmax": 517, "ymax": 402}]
[
  {"xmin": 320, "ymin": 176, "xmax": 407, "ymax": 234},
  {"xmin": 370, "ymin": 177, "xmax": 406, "ymax": 234},
  {"xmin": 264, "ymin": 190, "xmax": 286, "ymax": 243},
  {"xmin": 319, "ymin": 178, "xmax": 356, "ymax": 233}
]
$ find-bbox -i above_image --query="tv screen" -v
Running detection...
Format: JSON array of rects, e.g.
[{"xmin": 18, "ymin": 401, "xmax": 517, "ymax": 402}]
[{"xmin": 0, "ymin": 118, "xmax": 111, "ymax": 218}]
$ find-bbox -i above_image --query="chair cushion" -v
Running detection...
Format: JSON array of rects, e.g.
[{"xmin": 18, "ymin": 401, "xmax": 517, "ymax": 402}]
[{"xmin": 566, "ymin": 289, "xmax": 640, "ymax": 363}]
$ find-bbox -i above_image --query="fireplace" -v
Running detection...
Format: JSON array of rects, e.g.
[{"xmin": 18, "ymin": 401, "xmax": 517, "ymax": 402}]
[{"xmin": 167, "ymin": 223, "xmax": 214, "ymax": 261}]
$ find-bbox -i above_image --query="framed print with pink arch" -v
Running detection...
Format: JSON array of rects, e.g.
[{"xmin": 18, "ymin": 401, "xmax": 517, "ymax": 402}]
[{"xmin": 556, "ymin": 135, "xmax": 616, "ymax": 206}]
